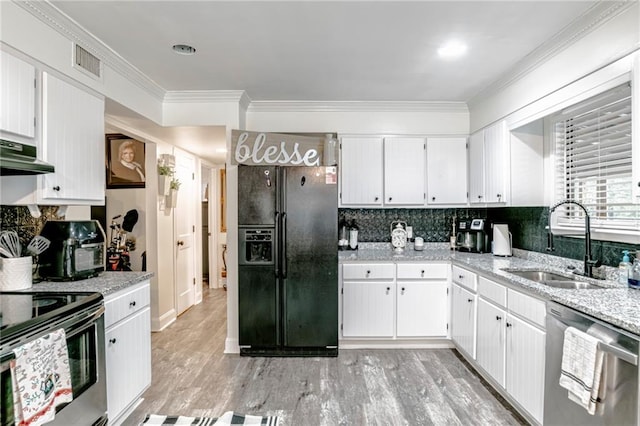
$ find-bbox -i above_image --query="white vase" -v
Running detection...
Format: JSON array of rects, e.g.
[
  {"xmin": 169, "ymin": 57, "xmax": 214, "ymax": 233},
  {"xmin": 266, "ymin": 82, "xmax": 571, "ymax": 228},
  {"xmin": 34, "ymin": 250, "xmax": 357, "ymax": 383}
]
[
  {"xmin": 166, "ymin": 189, "xmax": 178, "ymax": 208},
  {"xmin": 158, "ymin": 175, "xmax": 171, "ymax": 195}
]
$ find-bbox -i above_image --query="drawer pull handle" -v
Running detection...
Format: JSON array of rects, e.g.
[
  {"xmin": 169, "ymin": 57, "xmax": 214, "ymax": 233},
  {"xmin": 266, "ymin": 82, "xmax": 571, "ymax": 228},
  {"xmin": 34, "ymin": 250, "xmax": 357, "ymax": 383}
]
[
  {"xmin": 459, "ymin": 275, "xmax": 464, "ymax": 279},
  {"xmin": 388, "ymin": 197, "xmax": 392, "ymax": 202},
  {"xmin": 421, "ymin": 270, "xmax": 425, "ymax": 277},
  {"xmin": 496, "ymin": 316, "xmax": 502, "ymax": 321},
  {"xmin": 386, "ymin": 287, "xmax": 391, "ymax": 294},
  {"xmin": 130, "ymin": 301, "xmax": 136, "ymax": 307},
  {"xmin": 109, "ymin": 338, "xmax": 117, "ymax": 344},
  {"xmin": 366, "ymin": 270, "xmax": 371, "ymax": 277},
  {"xmin": 467, "ymin": 298, "xmax": 473, "ymax": 303},
  {"xmin": 52, "ymin": 186, "xmax": 60, "ymax": 191},
  {"xmin": 374, "ymin": 196, "xmax": 379, "ymax": 202},
  {"xmin": 506, "ymin": 322, "xmax": 512, "ymax": 328},
  {"xmin": 401, "ymin": 287, "xmax": 406, "ymax": 294}
]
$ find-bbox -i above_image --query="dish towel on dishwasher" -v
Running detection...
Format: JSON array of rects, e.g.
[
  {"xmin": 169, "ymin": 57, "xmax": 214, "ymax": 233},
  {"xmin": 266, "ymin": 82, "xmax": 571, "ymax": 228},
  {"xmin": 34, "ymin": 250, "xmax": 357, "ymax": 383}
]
[
  {"xmin": 11, "ymin": 328, "xmax": 73, "ymax": 426},
  {"xmin": 559, "ymin": 326, "xmax": 604, "ymax": 415}
]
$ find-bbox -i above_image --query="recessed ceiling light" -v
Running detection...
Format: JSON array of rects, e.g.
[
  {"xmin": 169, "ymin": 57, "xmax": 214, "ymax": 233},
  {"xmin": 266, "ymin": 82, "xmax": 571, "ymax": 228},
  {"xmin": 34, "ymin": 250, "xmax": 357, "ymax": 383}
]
[
  {"xmin": 172, "ymin": 44, "xmax": 196, "ymax": 55},
  {"xmin": 437, "ymin": 40, "xmax": 467, "ymax": 59}
]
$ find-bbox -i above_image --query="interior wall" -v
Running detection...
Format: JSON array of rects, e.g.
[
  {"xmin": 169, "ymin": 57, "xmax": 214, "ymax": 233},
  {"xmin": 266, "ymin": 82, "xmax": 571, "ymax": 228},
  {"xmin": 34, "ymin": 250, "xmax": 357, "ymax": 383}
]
[
  {"xmin": 105, "ymin": 188, "xmax": 146, "ymax": 271},
  {"xmin": 468, "ymin": 2, "xmax": 639, "ymax": 131}
]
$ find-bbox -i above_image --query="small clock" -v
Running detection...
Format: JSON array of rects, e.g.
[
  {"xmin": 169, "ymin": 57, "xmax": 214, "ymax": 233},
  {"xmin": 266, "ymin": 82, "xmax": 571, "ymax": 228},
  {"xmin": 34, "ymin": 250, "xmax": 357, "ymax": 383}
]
[{"xmin": 391, "ymin": 223, "xmax": 407, "ymax": 252}]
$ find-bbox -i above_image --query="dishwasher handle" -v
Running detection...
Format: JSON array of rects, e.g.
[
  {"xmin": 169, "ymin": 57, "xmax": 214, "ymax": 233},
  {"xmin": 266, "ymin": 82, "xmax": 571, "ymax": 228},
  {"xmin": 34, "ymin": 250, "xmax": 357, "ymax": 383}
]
[{"xmin": 549, "ymin": 306, "xmax": 638, "ymax": 366}]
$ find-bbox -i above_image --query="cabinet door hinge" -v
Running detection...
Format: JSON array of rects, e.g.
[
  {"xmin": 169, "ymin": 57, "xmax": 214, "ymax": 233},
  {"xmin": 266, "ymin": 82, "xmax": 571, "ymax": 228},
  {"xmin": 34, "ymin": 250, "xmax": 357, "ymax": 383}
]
[
  {"xmin": 447, "ymin": 288, "xmax": 449, "ymax": 295},
  {"xmin": 340, "ymin": 324, "xmax": 343, "ymax": 331},
  {"xmin": 192, "ymin": 172, "xmax": 195, "ymax": 180},
  {"xmin": 341, "ymin": 288, "xmax": 343, "ymax": 294},
  {"xmin": 193, "ymin": 225, "xmax": 195, "ymax": 232},
  {"xmin": 193, "ymin": 278, "xmax": 196, "ymax": 285},
  {"xmin": 446, "ymin": 323, "xmax": 449, "ymax": 330},
  {"xmin": 466, "ymin": 143, "xmax": 469, "ymax": 149}
]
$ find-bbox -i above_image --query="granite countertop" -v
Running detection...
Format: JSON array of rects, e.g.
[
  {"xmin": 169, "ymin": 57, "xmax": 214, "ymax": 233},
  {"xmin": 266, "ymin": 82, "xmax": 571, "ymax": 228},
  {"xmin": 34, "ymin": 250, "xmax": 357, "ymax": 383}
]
[
  {"xmin": 29, "ymin": 271, "xmax": 153, "ymax": 297},
  {"xmin": 340, "ymin": 243, "xmax": 640, "ymax": 336}
]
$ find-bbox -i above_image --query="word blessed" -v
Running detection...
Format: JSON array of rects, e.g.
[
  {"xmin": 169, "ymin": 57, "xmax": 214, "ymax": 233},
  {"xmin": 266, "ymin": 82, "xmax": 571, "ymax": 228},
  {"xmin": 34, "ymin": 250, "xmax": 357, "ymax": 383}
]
[{"xmin": 235, "ymin": 132, "xmax": 320, "ymax": 166}]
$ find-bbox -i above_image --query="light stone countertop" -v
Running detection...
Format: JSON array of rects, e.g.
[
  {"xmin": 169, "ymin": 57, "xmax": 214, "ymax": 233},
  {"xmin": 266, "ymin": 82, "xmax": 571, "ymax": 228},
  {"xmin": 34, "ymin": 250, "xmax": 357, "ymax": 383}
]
[
  {"xmin": 340, "ymin": 243, "xmax": 640, "ymax": 336},
  {"xmin": 29, "ymin": 271, "xmax": 153, "ymax": 297}
]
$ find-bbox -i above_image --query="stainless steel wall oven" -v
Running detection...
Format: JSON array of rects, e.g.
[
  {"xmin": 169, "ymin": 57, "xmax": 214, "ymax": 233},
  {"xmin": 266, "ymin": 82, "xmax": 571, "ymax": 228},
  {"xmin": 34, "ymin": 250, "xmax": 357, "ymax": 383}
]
[{"xmin": 0, "ymin": 291, "xmax": 108, "ymax": 426}]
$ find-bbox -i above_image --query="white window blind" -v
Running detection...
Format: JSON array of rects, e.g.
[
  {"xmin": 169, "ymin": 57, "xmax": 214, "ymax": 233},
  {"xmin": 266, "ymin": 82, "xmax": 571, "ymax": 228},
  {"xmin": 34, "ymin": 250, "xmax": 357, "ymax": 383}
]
[{"xmin": 553, "ymin": 83, "xmax": 638, "ymax": 231}]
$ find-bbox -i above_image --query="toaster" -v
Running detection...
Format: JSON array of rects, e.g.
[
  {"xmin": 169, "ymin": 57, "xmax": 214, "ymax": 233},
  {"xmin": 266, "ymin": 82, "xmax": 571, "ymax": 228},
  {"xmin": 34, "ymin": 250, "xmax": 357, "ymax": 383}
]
[{"xmin": 38, "ymin": 220, "xmax": 106, "ymax": 281}]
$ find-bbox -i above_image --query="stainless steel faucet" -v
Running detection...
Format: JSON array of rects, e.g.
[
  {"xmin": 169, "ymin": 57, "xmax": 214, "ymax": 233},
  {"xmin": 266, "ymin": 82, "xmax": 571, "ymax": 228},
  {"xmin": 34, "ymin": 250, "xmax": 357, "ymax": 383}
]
[{"xmin": 547, "ymin": 200, "xmax": 601, "ymax": 278}]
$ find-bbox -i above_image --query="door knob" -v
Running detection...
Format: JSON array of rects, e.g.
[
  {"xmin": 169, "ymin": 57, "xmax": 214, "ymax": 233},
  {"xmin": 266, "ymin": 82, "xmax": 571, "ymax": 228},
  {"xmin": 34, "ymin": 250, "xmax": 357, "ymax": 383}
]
[{"xmin": 177, "ymin": 240, "xmax": 184, "ymax": 246}]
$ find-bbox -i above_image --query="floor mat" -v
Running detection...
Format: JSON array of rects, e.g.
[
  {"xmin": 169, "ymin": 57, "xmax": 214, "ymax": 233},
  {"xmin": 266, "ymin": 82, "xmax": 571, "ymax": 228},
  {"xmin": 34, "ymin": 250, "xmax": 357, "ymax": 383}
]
[{"xmin": 141, "ymin": 411, "xmax": 281, "ymax": 426}]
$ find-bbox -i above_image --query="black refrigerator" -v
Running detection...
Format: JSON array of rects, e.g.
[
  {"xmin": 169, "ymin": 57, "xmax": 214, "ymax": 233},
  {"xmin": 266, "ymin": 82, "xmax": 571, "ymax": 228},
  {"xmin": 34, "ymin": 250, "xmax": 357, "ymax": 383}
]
[{"xmin": 237, "ymin": 165, "xmax": 338, "ymax": 356}]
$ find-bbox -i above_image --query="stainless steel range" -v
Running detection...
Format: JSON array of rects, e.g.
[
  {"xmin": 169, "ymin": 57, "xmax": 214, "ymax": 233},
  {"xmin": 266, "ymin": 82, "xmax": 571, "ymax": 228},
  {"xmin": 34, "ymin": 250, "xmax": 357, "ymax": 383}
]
[{"xmin": 0, "ymin": 291, "xmax": 108, "ymax": 426}]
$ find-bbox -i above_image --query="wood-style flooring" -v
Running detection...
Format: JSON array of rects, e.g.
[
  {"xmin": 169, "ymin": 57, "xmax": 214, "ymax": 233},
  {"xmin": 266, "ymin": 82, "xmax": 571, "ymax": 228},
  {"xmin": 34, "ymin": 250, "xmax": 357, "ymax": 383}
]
[{"xmin": 123, "ymin": 287, "xmax": 527, "ymax": 426}]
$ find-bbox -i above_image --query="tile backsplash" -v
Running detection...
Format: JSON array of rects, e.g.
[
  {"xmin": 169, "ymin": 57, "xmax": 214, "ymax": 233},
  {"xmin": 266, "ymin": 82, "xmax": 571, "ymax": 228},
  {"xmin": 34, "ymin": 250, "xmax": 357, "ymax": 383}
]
[
  {"xmin": 0, "ymin": 206, "xmax": 65, "ymax": 251},
  {"xmin": 339, "ymin": 207, "xmax": 640, "ymax": 267}
]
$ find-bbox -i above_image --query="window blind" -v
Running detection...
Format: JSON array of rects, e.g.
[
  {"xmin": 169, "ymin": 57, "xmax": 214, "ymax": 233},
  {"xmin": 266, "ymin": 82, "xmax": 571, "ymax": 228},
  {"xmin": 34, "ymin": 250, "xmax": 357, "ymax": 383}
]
[{"xmin": 553, "ymin": 83, "xmax": 638, "ymax": 230}]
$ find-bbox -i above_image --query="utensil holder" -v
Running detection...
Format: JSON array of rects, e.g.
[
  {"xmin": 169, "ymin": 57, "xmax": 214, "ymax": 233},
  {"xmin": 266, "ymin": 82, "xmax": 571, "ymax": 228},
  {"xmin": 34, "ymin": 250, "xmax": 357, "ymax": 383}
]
[{"xmin": 0, "ymin": 256, "xmax": 33, "ymax": 291}]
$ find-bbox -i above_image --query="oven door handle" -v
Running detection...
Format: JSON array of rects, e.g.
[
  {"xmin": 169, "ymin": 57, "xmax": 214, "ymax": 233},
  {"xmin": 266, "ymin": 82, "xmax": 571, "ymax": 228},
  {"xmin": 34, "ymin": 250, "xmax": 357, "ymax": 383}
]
[{"xmin": 65, "ymin": 305, "xmax": 105, "ymax": 340}]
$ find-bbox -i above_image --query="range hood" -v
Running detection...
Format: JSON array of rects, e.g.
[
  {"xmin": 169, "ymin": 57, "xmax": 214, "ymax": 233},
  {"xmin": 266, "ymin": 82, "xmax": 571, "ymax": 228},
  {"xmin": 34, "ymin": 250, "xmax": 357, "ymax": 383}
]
[{"xmin": 0, "ymin": 139, "xmax": 55, "ymax": 175}]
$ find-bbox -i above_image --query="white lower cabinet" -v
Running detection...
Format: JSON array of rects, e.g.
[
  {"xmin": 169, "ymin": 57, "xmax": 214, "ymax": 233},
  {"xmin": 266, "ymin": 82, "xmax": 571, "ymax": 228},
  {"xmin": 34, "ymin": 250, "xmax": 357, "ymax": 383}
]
[
  {"xmin": 476, "ymin": 298, "xmax": 506, "ymax": 387},
  {"xmin": 451, "ymin": 283, "xmax": 476, "ymax": 358},
  {"xmin": 342, "ymin": 280, "xmax": 394, "ymax": 337},
  {"xmin": 341, "ymin": 262, "xmax": 448, "ymax": 339},
  {"xmin": 104, "ymin": 281, "xmax": 151, "ymax": 425},
  {"xmin": 473, "ymin": 276, "xmax": 546, "ymax": 425},
  {"xmin": 505, "ymin": 313, "xmax": 546, "ymax": 424}
]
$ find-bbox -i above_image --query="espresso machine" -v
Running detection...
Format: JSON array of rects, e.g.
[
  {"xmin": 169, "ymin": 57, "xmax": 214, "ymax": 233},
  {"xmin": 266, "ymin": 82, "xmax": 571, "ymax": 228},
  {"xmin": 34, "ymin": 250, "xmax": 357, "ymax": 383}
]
[{"xmin": 455, "ymin": 218, "xmax": 489, "ymax": 253}]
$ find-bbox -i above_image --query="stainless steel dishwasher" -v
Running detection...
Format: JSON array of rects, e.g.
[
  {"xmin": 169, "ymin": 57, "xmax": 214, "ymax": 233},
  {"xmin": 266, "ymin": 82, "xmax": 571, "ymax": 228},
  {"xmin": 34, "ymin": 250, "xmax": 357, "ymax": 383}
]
[{"xmin": 544, "ymin": 301, "xmax": 639, "ymax": 426}]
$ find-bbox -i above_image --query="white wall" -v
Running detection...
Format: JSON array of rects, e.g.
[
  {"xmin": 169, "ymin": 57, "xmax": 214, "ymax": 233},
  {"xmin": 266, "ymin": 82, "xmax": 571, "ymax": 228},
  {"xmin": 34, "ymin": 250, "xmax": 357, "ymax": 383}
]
[
  {"xmin": 468, "ymin": 2, "xmax": 639, "ymax": 131},
  {"xmin": 105, "ymin": 188, "xmax": 146, "ymax": 272}
]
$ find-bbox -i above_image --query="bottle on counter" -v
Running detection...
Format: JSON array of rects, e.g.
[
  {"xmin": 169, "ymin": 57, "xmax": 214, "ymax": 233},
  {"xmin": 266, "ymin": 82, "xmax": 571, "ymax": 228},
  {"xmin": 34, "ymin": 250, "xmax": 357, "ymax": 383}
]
[
  {"xmin": 348, "ymin": 220, "xmax": 359, "ymax": 250},
  {"xmin": 618, "ymin": 250, "xmax": 632, "ymax": 285},
  {"xmin": 628, "ymin": 255, "xmax": 640, "ymax": 289},
  {"xmin": 338, "ymin": 219, "xmax": 348, "ymax": 251}
]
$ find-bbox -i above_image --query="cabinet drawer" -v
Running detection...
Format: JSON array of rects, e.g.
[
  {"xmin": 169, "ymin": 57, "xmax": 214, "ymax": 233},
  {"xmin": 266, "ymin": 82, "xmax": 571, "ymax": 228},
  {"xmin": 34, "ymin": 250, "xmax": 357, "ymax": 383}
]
[
  {"xmin": 105, "ymin": 281, "xmax": 151, "ymax": 328},
  {"xmin": 452, "ymin": 265, "xmax": 477, "ymax": 291},
  {"xmin": 343, "ymin": 263, "xmax": 394, "ymax": 280},
  {"xmin": 397, "ymin": 263, "xmax": 448, "ymax": 279},
  {"xmin": 507, "ymin": 289, "xmax": 546, "ymax": 329},
  {"xmin": 478, "ymin": 277, "xmax": 506, "ymax": 307}
]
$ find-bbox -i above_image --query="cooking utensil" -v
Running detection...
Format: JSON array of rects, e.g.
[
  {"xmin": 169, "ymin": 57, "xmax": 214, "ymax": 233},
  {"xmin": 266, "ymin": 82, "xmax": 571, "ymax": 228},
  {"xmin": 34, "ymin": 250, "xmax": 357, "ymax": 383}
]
[
  {"xmin": 0, "ymin": 231, "xmax": 21, "ymax": 257},
  {"xmin": 0, "ymin": 246, "xmax": 13, "ymax": 258},
  {"xmin": 26, "ymin": 236, "xmax": 51, "ymax": 256}
]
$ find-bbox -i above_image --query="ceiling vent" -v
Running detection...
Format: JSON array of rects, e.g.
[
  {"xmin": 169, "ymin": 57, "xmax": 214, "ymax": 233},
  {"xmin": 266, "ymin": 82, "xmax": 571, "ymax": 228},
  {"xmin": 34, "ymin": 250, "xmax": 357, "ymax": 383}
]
[{"xmin": 74, "ymin": 44, "xmax": 101, "ymax": 78}]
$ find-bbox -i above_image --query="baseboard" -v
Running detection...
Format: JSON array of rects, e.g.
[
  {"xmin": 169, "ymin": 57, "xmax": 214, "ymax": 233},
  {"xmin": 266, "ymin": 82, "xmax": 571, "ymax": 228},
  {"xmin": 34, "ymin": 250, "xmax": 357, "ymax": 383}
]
[
  {"xmin": 339, "ymin": 338, "xmax": 454, "ymax": 350},
  {"xmin": 224, "ymin": 337, "xmax": 240, "ymax": 354},
  {"xmin": 151, "ymin": 309, "xmax": 176, "ymax": 332},
  {"xmin": 109, "ymin": 396, "xmax": 144, "ymax": 426}
]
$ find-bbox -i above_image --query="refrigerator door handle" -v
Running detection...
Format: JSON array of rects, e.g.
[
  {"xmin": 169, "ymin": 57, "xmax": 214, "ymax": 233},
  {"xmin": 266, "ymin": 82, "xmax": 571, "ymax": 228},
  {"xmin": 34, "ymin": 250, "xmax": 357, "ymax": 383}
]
[
  {"xmin": 274, "ymin": 211, "xmax": 280, "ymax": 278},
  {"xmin": 281, "ymin": 212, "xmax": 287, "ymax": 279}
]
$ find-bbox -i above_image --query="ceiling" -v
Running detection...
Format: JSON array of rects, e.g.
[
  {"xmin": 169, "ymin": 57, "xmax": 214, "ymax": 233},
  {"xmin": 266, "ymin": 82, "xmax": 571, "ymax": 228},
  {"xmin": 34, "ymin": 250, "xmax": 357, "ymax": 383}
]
[{"xmin": 48, "ymin": 0, "xmax": 602, "ymax": 163}]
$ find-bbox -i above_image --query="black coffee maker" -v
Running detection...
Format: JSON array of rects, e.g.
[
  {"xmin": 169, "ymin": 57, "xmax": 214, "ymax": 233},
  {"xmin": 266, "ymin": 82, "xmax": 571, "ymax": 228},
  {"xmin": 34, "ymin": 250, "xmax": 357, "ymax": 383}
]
[{"xmin": 455, "ymin": 218, "xmax": 488, "ymax": 253}]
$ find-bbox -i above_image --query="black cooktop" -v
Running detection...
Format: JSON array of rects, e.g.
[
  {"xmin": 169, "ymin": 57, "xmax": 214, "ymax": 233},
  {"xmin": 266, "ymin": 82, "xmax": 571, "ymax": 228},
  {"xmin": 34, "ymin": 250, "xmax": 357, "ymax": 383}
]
[{"xmin": 0, "ymin": 291, "xmax": 103, "ymax": 344}]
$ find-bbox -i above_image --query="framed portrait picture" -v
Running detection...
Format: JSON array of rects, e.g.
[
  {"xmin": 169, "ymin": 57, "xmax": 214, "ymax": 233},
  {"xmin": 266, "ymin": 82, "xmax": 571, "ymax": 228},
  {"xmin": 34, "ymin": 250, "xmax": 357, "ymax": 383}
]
[{"xmin": 106, "ymin": 134, "xmax": 146, "ymax": 189}]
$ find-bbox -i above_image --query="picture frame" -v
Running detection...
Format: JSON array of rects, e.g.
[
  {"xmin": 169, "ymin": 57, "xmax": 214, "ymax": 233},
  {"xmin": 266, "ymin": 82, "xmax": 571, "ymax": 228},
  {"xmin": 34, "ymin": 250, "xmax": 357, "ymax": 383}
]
[{"xmin": 106, "ymin": 133, "xmax": 146, "ymax": 189}]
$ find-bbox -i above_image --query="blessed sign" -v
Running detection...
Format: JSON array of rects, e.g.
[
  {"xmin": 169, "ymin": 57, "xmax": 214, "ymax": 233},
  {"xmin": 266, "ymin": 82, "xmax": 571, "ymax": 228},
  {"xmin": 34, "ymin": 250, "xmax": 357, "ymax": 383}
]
[{"xmin": 231, "ymin": 130, "xmax": 324, "ymax": 166}]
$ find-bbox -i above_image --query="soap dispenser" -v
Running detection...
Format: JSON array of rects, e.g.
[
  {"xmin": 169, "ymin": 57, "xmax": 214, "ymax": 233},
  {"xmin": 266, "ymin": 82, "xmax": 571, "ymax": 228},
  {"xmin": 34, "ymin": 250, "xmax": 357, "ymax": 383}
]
[{"xmin": 618, "ymin": 250, "xmax": 632, "ymax": 285}]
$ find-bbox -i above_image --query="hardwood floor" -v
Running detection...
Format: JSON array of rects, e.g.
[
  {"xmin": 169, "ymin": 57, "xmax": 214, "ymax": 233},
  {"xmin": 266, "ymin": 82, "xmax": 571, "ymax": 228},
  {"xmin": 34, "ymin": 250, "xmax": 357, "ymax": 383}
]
[{"xmin": 123, "ymin": 287, "xmax": 527, "ymax": 426}]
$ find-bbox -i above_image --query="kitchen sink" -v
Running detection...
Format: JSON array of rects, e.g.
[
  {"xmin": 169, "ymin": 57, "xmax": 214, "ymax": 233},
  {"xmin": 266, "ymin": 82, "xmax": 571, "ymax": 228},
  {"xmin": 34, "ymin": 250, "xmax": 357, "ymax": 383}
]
[
  {"xmin": 503, "ymin": 269, "xmax": 603, "ymax": 290},
  {"xmin": 506, "ymin": 270, "xmax": 570, "ymax": 282}
]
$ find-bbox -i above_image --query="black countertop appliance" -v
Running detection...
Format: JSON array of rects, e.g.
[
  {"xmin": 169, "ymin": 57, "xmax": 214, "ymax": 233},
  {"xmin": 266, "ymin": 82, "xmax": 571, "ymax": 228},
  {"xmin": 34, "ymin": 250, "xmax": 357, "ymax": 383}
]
[
  {"xmin": 237, "ymin": 165, "xmax": 338, "ymax": 356},
  {"xmin": 38, "ymin": 220, "xmax": 106, "ymax": 281},
  {"xmin": 455, "ymin": 218, "xmax": 489, "ymax": 253}
]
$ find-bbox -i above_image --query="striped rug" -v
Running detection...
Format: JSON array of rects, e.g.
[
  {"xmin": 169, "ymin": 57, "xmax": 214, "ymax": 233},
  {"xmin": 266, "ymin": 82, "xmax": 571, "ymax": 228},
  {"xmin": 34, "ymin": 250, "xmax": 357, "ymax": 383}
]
[{"xmin": 141, "ymin": 411, "xmax": 281, "ymax": 426}]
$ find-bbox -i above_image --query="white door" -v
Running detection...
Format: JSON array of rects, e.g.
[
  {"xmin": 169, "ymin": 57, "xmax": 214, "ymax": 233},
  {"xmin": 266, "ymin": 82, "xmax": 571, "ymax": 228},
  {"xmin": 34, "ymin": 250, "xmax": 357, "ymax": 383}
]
[
  {"xmin": 384, "ymin": 137, "xmax": 425, "ymax": 205},
  {"xmin": 426, "ymin": 137, "xmax": 468, "ymax": 205},
  {"xmin": 174, "ymin": 151, "xmax": 196, "ymax": 315},
  {"xmin": 476, "ymin": 298, "xmax": 506, "ymax": 387},
  {"xmin": 506, "ymin": 314, "xmax": 546, "ymax": 424},
  {"xmin": 342, "ymin": 281, "xmax": 394, "ymax": 337},
  {"xmin": 340, "ymin": 137, "xmax": 384, "ymax": 206},
  {"xmin": 468, "ymin": 130, "xmax": 485, "ymax": 204},
  {"xmin": 397, "ymin": 280, "xmax": 448, "ymax": 337}
]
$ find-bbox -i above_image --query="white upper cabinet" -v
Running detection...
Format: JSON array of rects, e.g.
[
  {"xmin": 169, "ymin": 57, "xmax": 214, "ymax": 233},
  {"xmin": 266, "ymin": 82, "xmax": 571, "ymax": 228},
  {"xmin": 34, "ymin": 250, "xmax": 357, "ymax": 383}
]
[
  {"xmin": 384, "ymin": 137, "xmax": 425, "ymax": 205},
  {"xmin": 426, "ymin": 137, "xmax": 467, "ymax": 205},
  {"xmin": 40, "ymin": 72, "xmax": 105, "ymax": 204},
  {"xmin": 469, "ymin": 121, "xmax": 509, "ymax": 204},
  {"xmin": 340, "ymin": 136, "xmax": 384, "ymax": 206},
  {"xmin": 0, "ymin": 51, "xmax": 36, "ymax": 140}
]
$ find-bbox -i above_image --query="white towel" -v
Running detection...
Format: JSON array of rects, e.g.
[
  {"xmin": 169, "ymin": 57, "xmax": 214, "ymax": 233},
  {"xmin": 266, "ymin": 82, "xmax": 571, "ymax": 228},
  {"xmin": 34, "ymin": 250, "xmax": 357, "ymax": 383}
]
[
  {"xmin": 559, "ymin": 326, "xmax": 604, "ymax": 415},
  {"xmin": 11, "ymin": 329, "xmax": 73, "ymax": 426}
]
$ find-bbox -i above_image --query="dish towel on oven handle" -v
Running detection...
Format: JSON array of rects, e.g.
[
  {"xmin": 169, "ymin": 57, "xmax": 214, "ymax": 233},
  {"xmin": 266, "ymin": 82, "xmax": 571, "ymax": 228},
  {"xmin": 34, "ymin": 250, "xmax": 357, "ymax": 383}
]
[
  {"xmin": 11, "ymin": 328, "xmax": 73, "ymax": 426},
  {"xmin": 559, "ymin": 326, "xmax": 605, "ymax": 415}
]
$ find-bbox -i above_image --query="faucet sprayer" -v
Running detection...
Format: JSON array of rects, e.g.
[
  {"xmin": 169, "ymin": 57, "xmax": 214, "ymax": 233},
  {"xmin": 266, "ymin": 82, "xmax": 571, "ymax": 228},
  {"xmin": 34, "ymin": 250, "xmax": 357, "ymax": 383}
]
[{"xmin": 547, "ymin": 200, "xmax": 601, "ymax": 279}]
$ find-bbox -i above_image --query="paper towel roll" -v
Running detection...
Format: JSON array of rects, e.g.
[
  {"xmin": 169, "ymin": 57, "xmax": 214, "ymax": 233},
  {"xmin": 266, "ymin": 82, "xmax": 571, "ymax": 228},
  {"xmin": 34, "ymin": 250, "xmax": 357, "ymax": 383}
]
[{"xmin": 0, "ymin": 256, "xmax": 33, "ymax": 291}]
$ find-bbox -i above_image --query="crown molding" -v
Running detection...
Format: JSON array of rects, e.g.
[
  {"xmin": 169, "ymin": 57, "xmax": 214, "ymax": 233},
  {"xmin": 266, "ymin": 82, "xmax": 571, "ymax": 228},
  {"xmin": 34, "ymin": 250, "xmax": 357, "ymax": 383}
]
[
  {"xmin": 468, "ymin": 1, "xmax": 634, "ymax": 107},
  {"xmin": 247, "ymin": 101, "xmax": 469, "ymax": 113},
  {"xmin": 17, "ymin": 0, "xmax": 166, "ymax": 101},
  {"xmin": 163, "ymin": 90, "xmax": 249, "ymax": 104}
]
